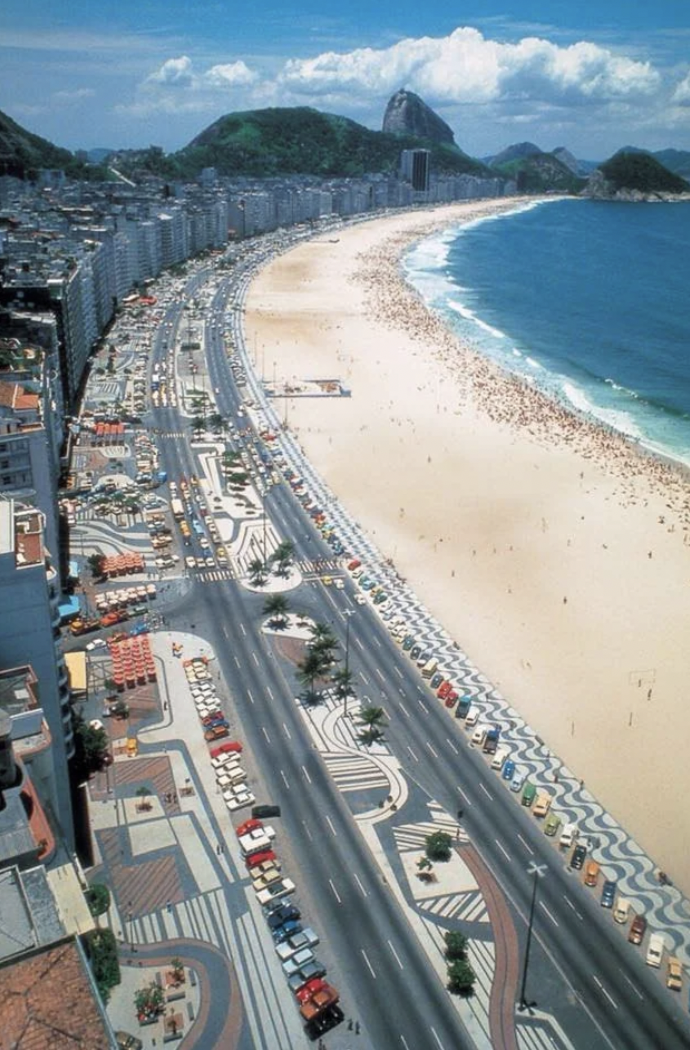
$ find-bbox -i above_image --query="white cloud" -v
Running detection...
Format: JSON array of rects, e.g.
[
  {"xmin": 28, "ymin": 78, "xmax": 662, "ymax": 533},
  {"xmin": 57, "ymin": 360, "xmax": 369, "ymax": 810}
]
[
  {"xmin": 147, "ymin": 55, "xmax": 194, "ymax": 87},
  {"xmin": 52, "ymin": 88, "xmax": 95, "ymax": 103},
  {"xmin": 672, "ymin": 72, "xmax": 690, "ymax": 106},
  {"xmin": 204, "ymin": 61, "xmax": 256, "ymax": 89},
  {"xmin": 278, "ymin": 27, "xmax": 660, "ymax": 108}
]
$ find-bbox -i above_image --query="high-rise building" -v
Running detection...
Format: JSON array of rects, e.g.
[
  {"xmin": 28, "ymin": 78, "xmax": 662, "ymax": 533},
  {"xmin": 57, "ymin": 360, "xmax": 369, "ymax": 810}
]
[{"xmin": 400, "ymin": 149, "xmax": 431, "ymax": 193}]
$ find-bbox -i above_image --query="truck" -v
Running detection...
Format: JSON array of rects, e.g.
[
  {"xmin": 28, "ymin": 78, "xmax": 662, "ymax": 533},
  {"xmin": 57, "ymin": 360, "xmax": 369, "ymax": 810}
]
[
  {"xmin": 299, "ymin": 982, "xmax": 340, "ymax": 1022},
  {"xmin": 421, "ymin": 657, "xmax": 438, "ymax": 679},
  {"xmin": 483, "ymin": 726, "xmax": 500, "ymax": 755},
  {"xmin": 171, "ymin": 497, "xmax": 185, "ymax": 520}
]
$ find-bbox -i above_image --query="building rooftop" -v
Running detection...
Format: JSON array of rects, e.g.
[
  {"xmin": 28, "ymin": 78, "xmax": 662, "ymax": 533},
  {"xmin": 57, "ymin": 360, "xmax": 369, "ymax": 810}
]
[{"xmin": 0, "ymin": 939, "xmax": 114, "ymax": 1049}]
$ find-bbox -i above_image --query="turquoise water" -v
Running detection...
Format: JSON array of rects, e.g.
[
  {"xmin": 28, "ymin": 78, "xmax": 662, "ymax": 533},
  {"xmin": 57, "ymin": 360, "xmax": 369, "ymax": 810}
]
[{"xmin": 402, "ymin": 198, "xmax": 690, "ymax": 465}]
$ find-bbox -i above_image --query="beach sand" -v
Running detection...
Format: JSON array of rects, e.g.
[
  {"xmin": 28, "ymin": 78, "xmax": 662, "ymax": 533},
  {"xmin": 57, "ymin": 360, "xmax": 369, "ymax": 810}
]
[{"xmin": 245, "ymin": 198, "xmax": 690, "ymax": 895}]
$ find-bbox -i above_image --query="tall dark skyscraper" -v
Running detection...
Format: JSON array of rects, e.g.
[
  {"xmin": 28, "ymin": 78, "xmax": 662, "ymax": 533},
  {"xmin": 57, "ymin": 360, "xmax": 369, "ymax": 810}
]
[{"xmin": 400, "ymin": 149, "xmax": 430, "ymax": 192}]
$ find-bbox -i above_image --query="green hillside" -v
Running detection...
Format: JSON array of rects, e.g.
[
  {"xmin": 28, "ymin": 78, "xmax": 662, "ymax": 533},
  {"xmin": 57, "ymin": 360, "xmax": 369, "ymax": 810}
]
[
  {"xmin": 0, "ymin": 108, "xmax": 75, "ymax": 177},
  {"xmin": 170, "ymin": 106, "xmax": 488, "ymax": 179},
  {"xmin": 599, "ymin": 152, "xmax": 688, "ymax": 193},
  {"xmin": 491, "ymin": 151, "xmax": 586, "ymax": 194}
]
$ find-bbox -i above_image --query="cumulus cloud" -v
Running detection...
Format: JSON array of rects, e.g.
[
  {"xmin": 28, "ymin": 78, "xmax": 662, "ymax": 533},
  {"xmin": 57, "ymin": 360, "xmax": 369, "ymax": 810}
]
[
  {"xmin": 278, "ymin": 27, "xmax": 660, "ymax": 107},
  {"xmin": 671, "ymin": 72, "xmax": 690, "ymax": 106},
  {"xmin": 147, "ymin": 55, "xmax": 195, "ymax": 87},
  {"xmin": 145, "ymin": 55, "xmax": 256, "ymax": 91}
]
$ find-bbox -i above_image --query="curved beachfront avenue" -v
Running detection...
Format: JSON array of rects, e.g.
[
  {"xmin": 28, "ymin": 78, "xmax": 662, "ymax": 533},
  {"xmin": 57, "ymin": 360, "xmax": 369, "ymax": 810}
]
[{"xmin": 134, "ymin": 210, "xmax": 690, "ymax": 1050}]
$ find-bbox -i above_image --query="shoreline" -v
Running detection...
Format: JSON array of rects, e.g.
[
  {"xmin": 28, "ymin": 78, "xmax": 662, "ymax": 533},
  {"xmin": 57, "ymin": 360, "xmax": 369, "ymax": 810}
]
[{"xmin": 246, "ymin": 197, "xmax": 690, "ymax": 895}]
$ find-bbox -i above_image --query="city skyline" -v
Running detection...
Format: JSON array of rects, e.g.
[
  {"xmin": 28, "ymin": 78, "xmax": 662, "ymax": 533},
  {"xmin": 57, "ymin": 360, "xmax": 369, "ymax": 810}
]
[{"xmin": 1, "ymin": 1, "xmax": 689, "ymax": 160}]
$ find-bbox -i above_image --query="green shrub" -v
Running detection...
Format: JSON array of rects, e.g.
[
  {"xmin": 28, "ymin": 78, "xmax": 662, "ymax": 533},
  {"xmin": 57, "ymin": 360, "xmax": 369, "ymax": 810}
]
[
  {"xmin": 425, "ymin": 831, "xmax": 452, "ymax": 862},
  {"xmin": 447, "ymin": 958, "xmax": 476, "ymax": 996},
  {"xmin": 86, "ymin": 883, "xmax": 111, "ymax": 917},
  {"xmin": 444, "ymin": 930, "xmax": 468, "ymax": 960},
  {"xmin": 86, "ymin": 928, "xmax": 120, "ymax": 1003}
]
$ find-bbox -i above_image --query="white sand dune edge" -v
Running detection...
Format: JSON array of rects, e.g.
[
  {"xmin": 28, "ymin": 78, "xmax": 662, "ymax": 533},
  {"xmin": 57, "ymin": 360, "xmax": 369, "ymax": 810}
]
[{"xmin": 246, "ymin": 198, "xmax": 690, "ymax": 895}]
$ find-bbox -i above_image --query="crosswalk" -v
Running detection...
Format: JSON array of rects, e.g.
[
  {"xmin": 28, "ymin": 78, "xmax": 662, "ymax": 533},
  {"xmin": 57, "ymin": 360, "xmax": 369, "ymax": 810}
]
[
  {"xmin": 323, "ymin": 752, "xmax": 391, "ymax": 793},
  {"xmin": 297, "ymin": 557, "xmax": 341, "ymax": 575},
  {"xmin": 193, "ymin": 567, "xmax": 234, "ymax": 582}
]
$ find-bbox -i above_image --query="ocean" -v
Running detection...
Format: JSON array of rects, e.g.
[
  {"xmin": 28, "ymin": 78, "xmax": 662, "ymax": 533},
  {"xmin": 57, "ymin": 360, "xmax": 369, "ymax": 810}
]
[{"xmin": 402, "ymin": 197, "xmax": 690, "ymax": 466}]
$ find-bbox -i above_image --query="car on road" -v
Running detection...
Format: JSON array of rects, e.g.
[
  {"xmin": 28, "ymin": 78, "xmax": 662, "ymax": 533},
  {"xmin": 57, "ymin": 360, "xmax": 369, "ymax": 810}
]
[
  {"xmin": 85, "ymin": 638, "xmax": 108, "ymax": 651},
  {"xmin": 613, "ymin": 898, "xmax": 631, "ymax": 925},
  {"xmin": 252, "ymin": 804, "xmax": 281, "ymax": 819},
  {"xmin": 402, "ymin": 636, "xmax": 415, "ymax": 651},
  {"xmin": 185, "ymin": 556, "xmax": 197, "ymax": 569},
  {"xmin": 628, "ymin": 914, "xmax": 647, "ymax": 945},
  {"xmin": 544, "ymin": 813, "xmax": 561, "ymax": 837},
  {"xmin": 252, "ymin": 868, "xmax": 283, "ymax": 892},
  {"xmin": 666, "ymin": 957, "xmax": 683, "ymax": 991},
  {"xmin": 295, "ymin": 976, "xmax": 329, "ymax": 1004},
  {"xmin": 212, "ymin": 753, "xmax": 241, "ymax": 771},
  {"xmin": 226, "ymin": 790, "xmax": 255, "ymax": 812},
  {"xmin": 248, "ymin": 857, "xmax": 279, "ymax": 877},
  {"xmin": 282, "ymin": 948, "xmax": 317, "ymax": 976},
  {"xmin": 533, "ymin": 792, "xmax": 552, "ymax": 818},
  {"xmin": 245, "ymin": 848, "xmax": 277, "ymax": 869},
  {"xmin": 275, "ymin": 928, "xmax": 320, "ymax": 961},
  {"xmin": 600, "ymin": 880, "xmax": 617, "ymax": 908},
  {"xmin": 570, "ymin": 844, "xmax": 587, "ymax": 871},
  {"xmin": 238, "ymin": 827, "xmax": 276, "ymax": 852},
  {"xmin": 430, "ymin": 672, "xmax": 444, "ymax": 689},
  {"xmin": 646, "ymin": 932, "xmax": 665, "ymax": 968},
  {"xmin": 286, "ymin": 959, "xmax": 327, "ymax": 991},
  {"xmin": 354, "ymin": 594, "xmax": 366, "ymax": 605},
  {"xmin": 264, "ymin": 896, "xmax": 298, "ymax": 918},
  {"xmin": 510, "ymin": 770, "xmax": 526, "ymax": 794},
  {"xmin": 205, "ymin": 725, "xmax": 229, "ymax": 742},
  {"xmin": 116, "ymin": 1033, "xmax": 143, "ymax": 1050}
]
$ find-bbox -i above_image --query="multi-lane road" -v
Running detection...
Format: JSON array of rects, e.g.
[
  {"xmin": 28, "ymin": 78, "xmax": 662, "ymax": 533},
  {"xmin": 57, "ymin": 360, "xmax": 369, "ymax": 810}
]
[{"xmin": 142, "ymin": 234, "xmax": 690, "ymax": 1050}]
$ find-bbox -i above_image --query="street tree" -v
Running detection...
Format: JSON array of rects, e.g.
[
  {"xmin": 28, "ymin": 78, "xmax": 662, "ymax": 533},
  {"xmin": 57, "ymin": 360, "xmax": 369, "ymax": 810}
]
[
  {"xmin": 247, "ymin": 558, "xmax": 267, "ymax": 587},
  {"xmin": 425, "ymin": 830, "xmax": 453, "ymax": 862},
  {"xmin": 447, "ymin": 958, "xmax": 476, "ymax": 996},
  {"xmin": 332, "ymin": 666, "xmax": 355, "ymax": 703},
  {"xmin": 357, "ymin": 704, "xmax": 387, "ymax": 746},
  {"xmin": 444, "ymin": 931, "xmax": 469, "ymax": 961},
  {"xmin": 297, "ymin": 648, "xmax": 330, "ymax": 706},
  {"xmin": 271, "ymin": 539, "xmax": 295, "ymax": 577},
  {"xmin": 263, "ymin": 593, "xmax": 290, "ymax": 629}
]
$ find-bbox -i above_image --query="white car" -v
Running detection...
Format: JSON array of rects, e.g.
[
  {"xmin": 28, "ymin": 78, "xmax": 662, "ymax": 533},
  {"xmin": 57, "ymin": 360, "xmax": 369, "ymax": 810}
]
[
  {"xmin": 354, "ymin": 594, "xmax": 367, "ymax": 605},
  {"xmin": 226, "ymin": 790, "xmax": 255, "ymax": 812},
  {"xmin": 238, "ymin": 826, "xmax": 276, "ymax": 850},
  {"xmin": 86, "ymin": 638, "xmax": 107, "ymax": 651}
]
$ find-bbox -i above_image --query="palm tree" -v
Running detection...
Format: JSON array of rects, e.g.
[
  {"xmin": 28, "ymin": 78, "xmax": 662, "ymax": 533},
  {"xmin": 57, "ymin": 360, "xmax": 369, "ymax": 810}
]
[
  {"xmin": 357, "ymin": 704, "xmax": 387, "ymax": 746},
  {"xmin": 247, "ymin": 558, "xmax": 267, "ymax": 587},
  {"xmin": 271, "ymin": 539, "xmax": 295, "ymax": 578},
  {"xmin": 190, "ymin": 416, "xmax": 206, "ymax": 435},
  {"xmin": 309, "ymin": 622, "xmax": 338, "ymax": 661},
  {"xmin": 297, "ymin": 648, "xmax": 331, "ymax": 706},
  {"xmin": 332, "ymin": 666, "xmax": 355, "ymax": 702},
  {"xmin": 263, "ymin": 593, "xmax": 290, "ymax": 629}
]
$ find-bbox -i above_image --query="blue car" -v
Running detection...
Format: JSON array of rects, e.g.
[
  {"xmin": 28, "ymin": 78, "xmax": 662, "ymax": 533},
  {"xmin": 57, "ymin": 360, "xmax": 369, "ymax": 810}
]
[
  {"xmin": 502, "ymin": 759, "xmax": 516, "ymax": 781},
  {"xmin": 272, "ymin": 919, "xmax": 302, "ymax": 944},
  {"xmin": 267, "ymin": 904, "xmax": 300, "ymax": 930}
]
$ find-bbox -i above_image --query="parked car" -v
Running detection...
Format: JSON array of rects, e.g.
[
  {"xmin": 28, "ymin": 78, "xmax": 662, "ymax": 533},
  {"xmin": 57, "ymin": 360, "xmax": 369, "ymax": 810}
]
[
  {"xmin": 287, "ymin": 960, "xmax": 328, "ymax": 993},
  {"xmin": 502, "ymin": 759, "xmax": 516, "ymax": 781},
  {"xmin": 116, "ymin": 1033, "xmax": 143, "ymax": 1050},
  {"xmin": 613, "ymin": 898, "xmax": 631, "ymax": 925},
  {"xmin": 544, "ymin": 813, "xmax": 561, "ymax": 837},
  {"xmin": 252, "ymin": 804, "xmax": 281, "ymax": 819},
  {"xmin": 666, "ymin": 957, "xmax": 683, "ymax": 991},
  {"xmin": 282, "ymin": 948, "xmax": 317, "ymax": 976},
  {"xmin": 601, "ymin": 880, "xmax": 617, "ymax": 908},
  {"xmin": 276, "ymin": 929, "xmax": 320, "ymax": 961},
  {"xmin": 628, "ymin": 914, "xmax": 647, "ymax": 945},
  {"xmin": 646, "ymin": 932, "xmax": 665, "ymax": 968},
  {"xmin": 273, "ymin": 920, "xmax": 303, "ymax": 945},
  {"xmin": 267, "ymin": 904, "xmax": 301, "ymax": 930},
  {"xmin": 570, "ymin": 844, "xmax": 587, "ymax": 870},
  {"xmin": 245, "ymin": 849, "xmax": 277, "ymax": 870},
  {"xmin": 257, "ymin": 879, "xmax": 295, "ymax": 906},
  {"xmin": 510, "ymin": 769, "xmax": 526, "ymax": 793},
  {"xmin": 236, "ymin": 817, "xmax": 263, "ymax": 837},
  {"xmin": 584, "ymin": 860, "xmax": 600, "ymax": 887}
]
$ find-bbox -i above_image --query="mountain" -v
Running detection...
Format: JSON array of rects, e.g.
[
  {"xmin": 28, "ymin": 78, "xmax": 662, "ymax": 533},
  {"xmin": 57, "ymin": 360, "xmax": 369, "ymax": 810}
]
[
  {"xmin": 166, "ymin": 106, "xmax": 486, "ymax": 180},
  {"xmin": 382, "ymin": 89, "xmax": 455, "ymax": 146},
  {"xmin": 0, "ymin": 108, "xmax": 74, "ymax": 177},
  {"xmin": 489, "ymin": 142, "xmax": 542, "ymax": 167},
  {"xmin": 86, "ymin": 147, "xmax": 116, "ymax": 164},
  {"xmin": 653, "ymin": 149, "xmax": 690, "ymax": 180},
  {"xmin": 488, "ymin": 143, "xmax": 586, "ymax": 193},
  {"xmin": 585, "ymin": 152, "xmax": 689, "ymax": 199}
]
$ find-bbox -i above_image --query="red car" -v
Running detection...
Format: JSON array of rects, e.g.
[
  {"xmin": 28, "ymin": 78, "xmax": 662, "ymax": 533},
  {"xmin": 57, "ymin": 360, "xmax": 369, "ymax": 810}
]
[
  {"xmin": 444, "ymin": 692, "xmax": 458, "ymax": 707},
  {"xmin": 236, "ymin": 818, "xmax": 263, "ymax": 838},
  {"xmin": 201, "ymin": 711, "xmax": 223, "ymax": 726},
  {"xmin": 347, "ymin": 559, "xmax": 361, "ymax": 571},
  {"xmin": 209, "ymin": 740, "xmax": 243, "ymax": 759},
  {"xmin": 295, "ymin": 977, "xmax": 327, "ymax": 1004},
  {"xmin": 437, "ymin": 681, "xmax": 452, "ymax": 699},
  {"xmin": 245, "ymin": 849, "xmax": 276, "ymax": 869}
]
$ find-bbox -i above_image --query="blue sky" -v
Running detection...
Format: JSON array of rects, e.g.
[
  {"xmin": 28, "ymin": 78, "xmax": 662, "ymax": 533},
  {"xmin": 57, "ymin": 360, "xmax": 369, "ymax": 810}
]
[{"xmin": 1, "ymin": 1, "xmax": 689, "ymax": 159}]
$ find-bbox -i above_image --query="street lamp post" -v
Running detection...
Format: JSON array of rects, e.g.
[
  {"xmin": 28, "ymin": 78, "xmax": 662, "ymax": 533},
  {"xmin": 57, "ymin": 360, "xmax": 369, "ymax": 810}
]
[
  {"xmin": 261, "ymin": 484, "xmax": 267, "ymax": 567},
  {"xmin": 518, "ymin": 862, "xmax": 546, "ymax": 1011}
]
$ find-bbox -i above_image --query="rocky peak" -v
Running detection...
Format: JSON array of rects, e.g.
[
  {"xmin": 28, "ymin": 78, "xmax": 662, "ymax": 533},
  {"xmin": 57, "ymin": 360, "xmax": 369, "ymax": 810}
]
[{"xmin": 382, "ymin": 90, "xmax": 455, "ymax": 146}]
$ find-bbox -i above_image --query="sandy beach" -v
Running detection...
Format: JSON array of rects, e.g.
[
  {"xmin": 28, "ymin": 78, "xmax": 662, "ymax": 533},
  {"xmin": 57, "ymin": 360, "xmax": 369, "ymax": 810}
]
[{"xmin": 245, "ymin": 198, "xmax": 690, "ymax": 895}]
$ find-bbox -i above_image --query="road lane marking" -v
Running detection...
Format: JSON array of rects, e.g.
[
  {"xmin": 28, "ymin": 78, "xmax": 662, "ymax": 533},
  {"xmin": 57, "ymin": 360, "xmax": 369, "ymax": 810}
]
[
  {"xmin": 353, "ymin": 873, "xmax": 367, "ymax": 897},
  {"xmin": 261, "ymin": 726, "xmax": 270, "ymax": 743},
  {"xmin": 417, "ymin": 699, "xmax": 427, "ymax": 711},
  {"xmin": 407, "ymin": 746, "xmax": 419, "ymax": 763},
  {"xmin": 516, "ymin": 834, "xmax": 533, "ymax": 855},
  {"xmin": 361, "ymin": 949, "xmax": 377, "ymax": 978},
  {"xmin": 234, "ymin": 656, "xmax": 241, "ymax": 669},
  {"xmin": 325, "ymin": 815, "xmax": 336, "ymax": 836},
  {"xmin": 375, "ymin": 668, "xmax": 385, "ymax": 681},
  {"xmin": 592, "ymin": 975, "xmax": 617, "ymax": 1009},
  {"xmin": 266, "ymin": 686, "xmax": 274, "ymax": 700},
  {"xmin": 400, "ymin": 1038, "xmax": 410, "ymax": 1050},
  {"xmin": 539, "ymin": 901, "xmax": 559, "ymax": 927},
  {"xmin": 425, "ymin": 741, "xmax": 438, "ymax": 759},
  {"xmin": 302, "ymin": 765, "xmax": 312, "ymax": 784},
  {"xmin": 355, "ymin": 638, "xmax": 364, "ymax": 650},
  {"xmin": 280, "ymin": 770, "xmax": 290, "ymax": 789},
  {"xmin": 623, "ymin": 974, "xmax": 643, "ymax": 1000},
  {"xmin": 239, "ymin": 623, "xmax": 246, "ymax": 636},
  {"xmin": 430, "ymin": 1027, "xmax": 445, "ymax": 1049},
  {"xmin": 495, "ymin": 839, "xmax": 512, "ymax": 862},
  {"xmin": 456, "ymin": 786, "xmax": 471, "ymax": 805},
  {"xmin": 252, "ymin": 652, "xmax": 259, "ymax": 667},
  {"xmin": 359, "ymin": 672, "xmax": 369, "ymax": 685},
  {"xmin": 394, "ymin": 666, "xmax": 403, "ymax": 678},
  {"xmin": 387, "ymin": 940, "xmax": 404, "ymax": 970},
  {"xmin": 247, "ymin": 690, "xmax": 255, "ymax": 705},
  {"xmin": 328, "ymin": 879, "xmax": 341, "ymax": 904},
  {"xmin": 562, "ymin": 896, "xmax": 583, "ymax": 920},
  {"xmin": 373, "ymin": 637, "xmax": 381, "ymax": 648},
  {"xmin": 479, "ymin": 782, "xmax": 493, "ymax": 801},
  {"xmin": 282, "ymin": 722, "xmax": 291, "ymax": 739},
  {"xmin": 445, "ymin": 738, "xmax": 459, "ymax": 755},
  {"xmin": 302, "ymin": 821, "xmax": 313, "ymax": 841}
]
